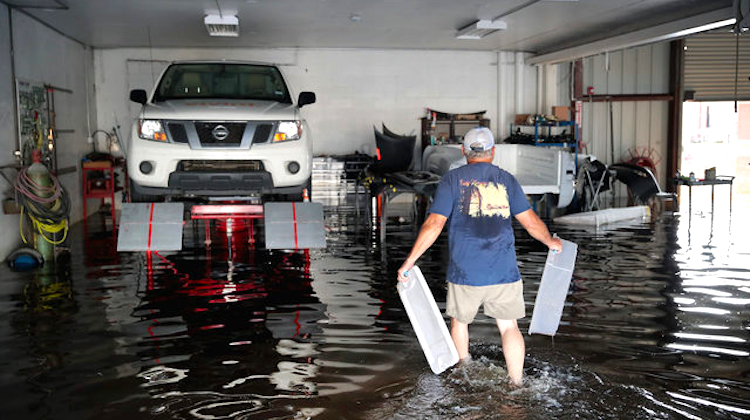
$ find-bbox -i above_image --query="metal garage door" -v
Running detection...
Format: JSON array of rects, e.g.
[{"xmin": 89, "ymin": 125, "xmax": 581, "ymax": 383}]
[{"xmin": 684, "ymin": 32, "xmax": 750, "ymax": 101}]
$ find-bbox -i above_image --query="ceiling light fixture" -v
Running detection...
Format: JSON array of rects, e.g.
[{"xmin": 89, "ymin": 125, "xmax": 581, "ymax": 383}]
[
  {"xmin": 204, "ymin": 14, "xmax": 240, "ymax": 37},
  {"xmin": 528, "ymin": 9, "xmax": 736, "ymax": 65},
  {"xmin": 456, "ymin": 19, "xmax": 507, "ymax": 40}
]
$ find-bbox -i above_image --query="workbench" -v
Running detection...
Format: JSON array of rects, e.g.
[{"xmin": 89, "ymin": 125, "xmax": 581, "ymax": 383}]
[
  {"xmin": 82, "ymin": 158, "xmax": 127, "ymax": 227},
  {"xmin": 676, "ymin": 176, "xmax": 735, "ymax": 213}
]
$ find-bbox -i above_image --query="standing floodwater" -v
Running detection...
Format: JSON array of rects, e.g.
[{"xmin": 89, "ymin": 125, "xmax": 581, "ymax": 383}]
[{"xmin": 0, "ymin": 187, "xmax": 748, "ymax": 419}]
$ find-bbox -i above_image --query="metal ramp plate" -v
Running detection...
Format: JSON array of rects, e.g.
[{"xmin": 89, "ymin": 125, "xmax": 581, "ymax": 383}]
[
  {"xmin": 264, "ymin": 202, "xmax": 326, "ymax": 249},
  {"xmin": 117, "ymin": 203, "xmax": 185, "ymax": 252},
  {"xmin": 528, "ymin": 239, "xmax": 578, "ymax": 336},
  {"xmin": 397, "ymin": 265, "xmax": 459, "ymax": 374}
]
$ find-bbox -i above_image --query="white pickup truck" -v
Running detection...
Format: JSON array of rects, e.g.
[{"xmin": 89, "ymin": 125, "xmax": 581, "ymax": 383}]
[{"xmin": 127, "ymin": 60, "xmax": 316, "ymax": 201}]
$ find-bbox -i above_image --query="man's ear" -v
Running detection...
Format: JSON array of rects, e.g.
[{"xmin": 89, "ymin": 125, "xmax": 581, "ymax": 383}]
[
  {"xmin": 491, "ymin": 148, "xmax": 495, "ymax": 159},
  {"xmin": 461, "ymin": 146, "xmax": 466, "ymax": 156}
]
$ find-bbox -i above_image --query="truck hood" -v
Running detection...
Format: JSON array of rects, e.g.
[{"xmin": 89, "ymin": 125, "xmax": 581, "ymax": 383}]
[{"xmin": 141, "ymin": 99, "xmax": 298, "ymax": 121}]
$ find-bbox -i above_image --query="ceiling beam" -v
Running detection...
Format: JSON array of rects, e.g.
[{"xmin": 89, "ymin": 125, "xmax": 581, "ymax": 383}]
[
  {"xmin": 0, "ymin": 0, "xmax": 67, "ymax": 10},
  {"xmin": 528, "ymin": 7, "xmax": 735, "ymax": 65}
]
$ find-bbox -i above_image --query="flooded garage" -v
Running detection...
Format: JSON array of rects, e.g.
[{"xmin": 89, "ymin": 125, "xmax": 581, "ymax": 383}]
[{"xmin": 1, "ymin": 3, "xmax": 749, "ymax": 419}]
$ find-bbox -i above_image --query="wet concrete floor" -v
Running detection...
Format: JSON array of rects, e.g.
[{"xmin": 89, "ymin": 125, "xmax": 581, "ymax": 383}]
[{"xmin": 1, "ymin": 185, "xmax": 749, "ymax": 419}]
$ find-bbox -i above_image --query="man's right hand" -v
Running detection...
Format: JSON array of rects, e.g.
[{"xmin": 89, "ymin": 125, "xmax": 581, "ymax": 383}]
[{"xmin": 397, "ymin": 262, "xmax": 413, "ymax": 283}]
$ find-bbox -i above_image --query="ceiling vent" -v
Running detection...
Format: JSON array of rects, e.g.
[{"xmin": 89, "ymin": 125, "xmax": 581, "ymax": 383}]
[
  {"xmin": 204, "ymin": 14, "xmax": 239, "ymax": 37},
  {"xmin": 456, "ymin": 19, "xmax": 507, "ymax": 40}
]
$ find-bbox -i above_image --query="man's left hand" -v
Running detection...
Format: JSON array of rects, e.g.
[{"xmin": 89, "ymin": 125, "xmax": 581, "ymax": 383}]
[{"xmin": 548, "ymin": 237, "xmax": 563, "ymax": 253}]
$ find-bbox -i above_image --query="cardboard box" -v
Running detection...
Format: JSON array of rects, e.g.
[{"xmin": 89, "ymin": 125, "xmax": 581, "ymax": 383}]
[
  {"xmin": 552, "ymin": 106, "xmax": 571, "ymax": 121},
  {"xmin": 83, "ymin": 160, "xmax": 112, "ymax": 169},
  {"xmin": 515, "ymin": 114, "xmax": 530, "ymax": 125},
  {"xmin": 3, "ymin": 198, "xmax": 20, "ymax": 214}
]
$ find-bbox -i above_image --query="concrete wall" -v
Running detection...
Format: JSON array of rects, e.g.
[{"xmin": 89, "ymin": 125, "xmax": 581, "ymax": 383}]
[
  {"xmin": 93, "ymin": 48, "xmax": 539, "ymax": 157},
  {"xmin": 0, "ymin": 6, "xmax": 95, "ymax": 261},
  {"xmin": 0, "ymin": 5, "xmax": 14, "ymax": 262}
]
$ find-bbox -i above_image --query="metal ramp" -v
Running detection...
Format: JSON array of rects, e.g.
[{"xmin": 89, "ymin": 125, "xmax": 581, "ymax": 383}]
[
  {"xmin": 117, "ymin": 203, "xmax": 185, "ymax": 251},
  {"xmin": 264, "ymin": 202, "xmax": 326, "ymax": 249}
]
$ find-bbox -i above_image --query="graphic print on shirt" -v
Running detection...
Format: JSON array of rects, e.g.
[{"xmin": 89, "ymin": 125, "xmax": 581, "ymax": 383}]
[{"xmin": 459, "ymin": 180, "xmax": 510, "ymax": 218}]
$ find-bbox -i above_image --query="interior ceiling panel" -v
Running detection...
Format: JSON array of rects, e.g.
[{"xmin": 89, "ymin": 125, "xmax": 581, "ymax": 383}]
[
  {"xmin": 3, "ymin": 0, "xmax": 735, "ymax": 54},
  {"xmin": 3, "ymin": 0, "xmax": 66, "ymax": 7}
]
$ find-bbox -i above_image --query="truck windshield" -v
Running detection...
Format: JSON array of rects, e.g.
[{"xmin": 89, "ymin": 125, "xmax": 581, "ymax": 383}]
[{"xmin": 152, "ymin": 63, "xmax": 292, "ymax": 103}]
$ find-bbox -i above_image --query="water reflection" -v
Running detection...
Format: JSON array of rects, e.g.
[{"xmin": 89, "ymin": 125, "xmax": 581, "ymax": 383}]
[
  {"xmin": 125, "ymin": 246, "xmax": 330, "ymax": 417},
  {"xmin": 82, "ymin": 199, "xmax": 411, "ymax": 419}
]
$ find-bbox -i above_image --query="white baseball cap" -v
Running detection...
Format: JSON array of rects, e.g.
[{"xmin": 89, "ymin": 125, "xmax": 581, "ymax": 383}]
[{"xmin": 462, "ymin": 127, "xmax": 495, "ymax": 152}]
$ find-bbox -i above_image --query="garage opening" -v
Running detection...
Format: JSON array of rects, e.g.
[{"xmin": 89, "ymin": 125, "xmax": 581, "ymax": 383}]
[
  {"xmin": 681, "ymin": 30, "xmax": 750, "ymax": 210},
  {"xmin": 680, "ymin": 101, "xmax": 750, "ymax": 207}
]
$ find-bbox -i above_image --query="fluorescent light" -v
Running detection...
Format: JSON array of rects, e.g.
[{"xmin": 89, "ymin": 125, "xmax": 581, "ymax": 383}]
[
  {"xmin": 528, "ymin": 7, "xmax": 735, "ymax": 64},
  {"xmin": 204, "ymin": 14, "xmax": 240, "ymax": 37},
  {"xmin": 456, "ymin": 19, "xmax": 507, "ymax": 40}
]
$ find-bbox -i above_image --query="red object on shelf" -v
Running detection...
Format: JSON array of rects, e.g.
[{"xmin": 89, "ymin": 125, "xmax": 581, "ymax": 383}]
[{"xmin": 82, "ymin": 160, "xmax": 117, "ymax": 227}]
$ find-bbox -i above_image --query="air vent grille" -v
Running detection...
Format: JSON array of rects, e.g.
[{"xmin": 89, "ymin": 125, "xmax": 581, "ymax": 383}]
[{"xmin": 204, "ymin": 14, "xmax": 239, "ymax": 37}]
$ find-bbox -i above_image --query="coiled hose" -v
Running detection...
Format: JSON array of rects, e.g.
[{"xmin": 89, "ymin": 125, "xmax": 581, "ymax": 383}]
[{"xmin": 15, "ymin": 166, "xmax": 70, "ymax": 245}]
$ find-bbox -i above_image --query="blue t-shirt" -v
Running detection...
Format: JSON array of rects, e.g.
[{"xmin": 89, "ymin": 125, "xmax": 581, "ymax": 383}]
[{"xmin": 429, "ymin": 162, "xmax": 531, "ymax": 286}]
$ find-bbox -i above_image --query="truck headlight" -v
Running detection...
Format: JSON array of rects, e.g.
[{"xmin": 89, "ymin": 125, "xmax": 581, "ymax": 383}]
[
  {"xmin": 138, "ymin": 119, "xmax": 167, "ymax": 142},
  {"xmin": 274, "ymin": 121, "xmax": 302, "ymax": 142}
]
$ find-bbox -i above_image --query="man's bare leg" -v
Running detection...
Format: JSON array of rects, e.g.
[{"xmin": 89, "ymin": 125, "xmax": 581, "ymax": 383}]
[
  {"xmin": 450, "ymin": 318, "xmax": 470, "ymax": 360},
  {"xmin": 496, "ymin": 319, "xmax": 525, "ymax": 385}
]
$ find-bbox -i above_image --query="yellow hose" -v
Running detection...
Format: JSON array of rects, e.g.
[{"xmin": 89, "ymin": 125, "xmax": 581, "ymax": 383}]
[{"xmin": 20, "ymin": 206, "xmax": 68, "ymax": 246}]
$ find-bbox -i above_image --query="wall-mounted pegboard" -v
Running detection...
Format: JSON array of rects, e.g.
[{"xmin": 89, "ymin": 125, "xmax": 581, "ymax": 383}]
[{"xmin": 15, "ymin": 79, "xmax": 50, "ymax": 167}]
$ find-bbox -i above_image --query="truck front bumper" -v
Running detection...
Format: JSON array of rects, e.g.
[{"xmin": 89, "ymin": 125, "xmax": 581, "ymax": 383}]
[{"xmin": 131, "ymin": 173, "xmax": 309, "ymax": 197}]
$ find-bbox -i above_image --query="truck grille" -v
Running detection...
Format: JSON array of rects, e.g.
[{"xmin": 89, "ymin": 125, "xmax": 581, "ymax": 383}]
[
  {"xmin": 177, "ymin": 160, "xmax": 264, "ymax": 172},
  {"xmin": 164, "ymin": 121, "xmax": 276, "ymax": 146},
  {"xmin": 167, "ymin": 123, "xmax": 189, "ymax": 143},
  {"xmin": 195, "ymin": 122, "xmax": 246, "ymax": 145},
  {"xmin": 252, "ymin": 123, "xmax": 274, "ymax": 144}
]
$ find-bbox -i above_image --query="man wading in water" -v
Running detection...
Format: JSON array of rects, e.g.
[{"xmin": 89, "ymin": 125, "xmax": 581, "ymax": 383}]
[{"xmin": 397, "ymin": 127, "xmax": 562, "ymax": 385}]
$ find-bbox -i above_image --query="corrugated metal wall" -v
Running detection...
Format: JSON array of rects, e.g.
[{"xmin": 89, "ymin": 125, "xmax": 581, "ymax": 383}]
[
  {"xmin": 684, "ymin": 32, "xmax": 750, "ymax": 101},
  {"xmin": 568, "ymin": 43, "xmax": 671, "ymax": 198}
]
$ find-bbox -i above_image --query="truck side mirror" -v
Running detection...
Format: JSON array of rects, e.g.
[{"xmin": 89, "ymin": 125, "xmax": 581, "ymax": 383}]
[
  {"xmin": 130, "ymin": 89, "xmax": 148, "ymax": 105},
  {"xmin": 298, "ymin": 91, "xmax": 316, "ymax": 108}
]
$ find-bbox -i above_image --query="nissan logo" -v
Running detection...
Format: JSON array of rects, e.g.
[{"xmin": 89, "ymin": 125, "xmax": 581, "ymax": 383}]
[{"xmin": 212, "ymin": 125, "xmax": 229, "ymax": 141}]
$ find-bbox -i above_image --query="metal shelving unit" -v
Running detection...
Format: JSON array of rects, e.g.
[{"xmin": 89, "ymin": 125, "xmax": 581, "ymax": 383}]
[{"xmin": 509, "ymin": 120, "xmax": 579, "ymax": 172}]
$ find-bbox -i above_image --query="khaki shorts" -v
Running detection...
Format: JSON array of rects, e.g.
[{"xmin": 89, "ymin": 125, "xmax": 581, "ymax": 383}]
[{"xmin": 446, "ymin": 280, "xmax": 525, "ymax": 324}]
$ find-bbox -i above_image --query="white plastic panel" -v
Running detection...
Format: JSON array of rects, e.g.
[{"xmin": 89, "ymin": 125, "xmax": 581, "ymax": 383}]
[
  {"xmin": 528, "ymin": 239, "xmax": 578, "ymax": 336},
  {"xmin": 553, "ymin": 206, "xmax": 649, "ymax": 228},
  {"xmin": 397, "ymin": 265, "xmax": 459, "ymax": 374}
]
